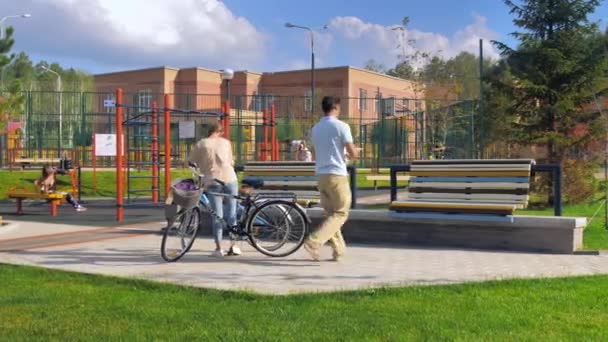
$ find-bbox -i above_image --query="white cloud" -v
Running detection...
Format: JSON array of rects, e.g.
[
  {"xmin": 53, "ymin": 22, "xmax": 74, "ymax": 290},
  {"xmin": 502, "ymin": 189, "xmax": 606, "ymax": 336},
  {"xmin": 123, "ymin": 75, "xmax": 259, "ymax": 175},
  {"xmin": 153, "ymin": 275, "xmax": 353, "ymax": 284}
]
[
  {"xmin": 6, "ymin": 0, "xmax": 267, "ymax": 71},
  {"xmin": 324, "ymin": 15, "xmax": 500, "ymax": 68}
]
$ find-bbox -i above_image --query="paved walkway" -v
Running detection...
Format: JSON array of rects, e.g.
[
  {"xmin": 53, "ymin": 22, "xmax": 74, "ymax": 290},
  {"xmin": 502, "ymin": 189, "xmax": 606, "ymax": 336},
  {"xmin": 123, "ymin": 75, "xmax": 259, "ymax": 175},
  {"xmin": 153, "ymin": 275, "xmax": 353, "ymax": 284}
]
[{"xmin": 1, "ymin": 202, "xmax": 608, "ymax": 294}]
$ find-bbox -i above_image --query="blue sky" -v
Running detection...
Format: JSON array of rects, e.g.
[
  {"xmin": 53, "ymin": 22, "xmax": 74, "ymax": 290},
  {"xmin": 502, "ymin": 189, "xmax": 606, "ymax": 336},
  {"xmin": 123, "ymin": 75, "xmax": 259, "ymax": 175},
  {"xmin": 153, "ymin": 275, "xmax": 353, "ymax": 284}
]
[{"xmin": 6, "ymin": 0, "xmax": 608, "ymax": 74}]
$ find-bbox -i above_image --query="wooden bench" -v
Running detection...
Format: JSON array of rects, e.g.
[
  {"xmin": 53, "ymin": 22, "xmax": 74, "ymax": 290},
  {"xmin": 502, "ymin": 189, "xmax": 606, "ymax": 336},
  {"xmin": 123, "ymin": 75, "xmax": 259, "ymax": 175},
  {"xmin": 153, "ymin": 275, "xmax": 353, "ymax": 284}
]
[
  {"xmin": 241, "ymin": 161, "xmax": 320, "ymax": 208},
  {"xmin": 14, "ymin": 158, "xmax": 57, "ymax": 170},
  {"xmin": 389, "ymin": 159, "xmax": 535, "ymax": 216},
  {"xmin": 7, "ymin": 186, "xmax": 68, "ymax": 216},
  {"xmin": 359, "ymin": 168, "xmax": 410, "ymax": 190}
]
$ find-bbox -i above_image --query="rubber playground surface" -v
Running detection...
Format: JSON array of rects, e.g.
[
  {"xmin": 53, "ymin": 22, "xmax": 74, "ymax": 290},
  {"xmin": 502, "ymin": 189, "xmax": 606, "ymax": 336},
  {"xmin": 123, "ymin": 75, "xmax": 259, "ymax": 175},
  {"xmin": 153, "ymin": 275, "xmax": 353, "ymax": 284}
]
[{"xmin": 1, "ymin": 199, "xmax": 608, "ymax": 294}]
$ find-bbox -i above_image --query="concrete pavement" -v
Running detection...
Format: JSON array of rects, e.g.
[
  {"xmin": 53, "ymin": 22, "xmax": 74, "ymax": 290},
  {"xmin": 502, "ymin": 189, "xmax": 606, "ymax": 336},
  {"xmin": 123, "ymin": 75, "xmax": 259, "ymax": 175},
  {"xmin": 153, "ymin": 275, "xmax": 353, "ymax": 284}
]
[{"xmin": 1, "ymin": 201, "xmax": 607, "ymax": 295}]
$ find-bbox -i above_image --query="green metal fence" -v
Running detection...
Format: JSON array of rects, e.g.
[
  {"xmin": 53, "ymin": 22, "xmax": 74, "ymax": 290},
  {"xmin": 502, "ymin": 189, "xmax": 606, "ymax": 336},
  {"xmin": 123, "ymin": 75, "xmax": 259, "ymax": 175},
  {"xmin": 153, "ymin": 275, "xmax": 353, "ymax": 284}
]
[{"xmin": 1, "ymin": 91, "xmax": 479, "ymax": 169}]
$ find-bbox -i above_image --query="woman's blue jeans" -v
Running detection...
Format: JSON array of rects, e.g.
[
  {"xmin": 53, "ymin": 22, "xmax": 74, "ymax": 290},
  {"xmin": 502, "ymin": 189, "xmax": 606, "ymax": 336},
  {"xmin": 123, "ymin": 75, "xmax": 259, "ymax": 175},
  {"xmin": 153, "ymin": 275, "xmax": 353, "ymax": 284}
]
[{"xmin": 206, "ymin": 181, "xmax": 238, "ymax": 245}]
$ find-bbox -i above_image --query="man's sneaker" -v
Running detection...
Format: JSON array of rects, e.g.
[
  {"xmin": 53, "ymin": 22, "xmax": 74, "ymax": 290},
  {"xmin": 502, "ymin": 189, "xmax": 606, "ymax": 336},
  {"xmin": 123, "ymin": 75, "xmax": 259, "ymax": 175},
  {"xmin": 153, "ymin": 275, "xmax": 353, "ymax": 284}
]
[
  {"xmin": 227, "ymin": 245, "xmax": 242, "ymax": 256},
  {"xmin": 303, "ymin": 242, "xmax": 320, "ymax": 261},
  {"xmin": 75, "ymin": 205, "xmax": 87, "ymax": 212},
  {"xmin": 211, "ymin": 249, "xmax": 225, "ymax": 258},
  {"xmin": 331, "ymin": 251, "xmax": 344, "ymax": 262}
]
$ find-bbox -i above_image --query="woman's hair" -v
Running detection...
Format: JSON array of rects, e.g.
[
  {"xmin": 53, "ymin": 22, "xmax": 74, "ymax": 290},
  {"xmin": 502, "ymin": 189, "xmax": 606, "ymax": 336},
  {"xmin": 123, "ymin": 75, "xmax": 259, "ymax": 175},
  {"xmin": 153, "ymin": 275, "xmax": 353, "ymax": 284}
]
[
  {"xmin": 207, "ymin": 121, "xmax": 224, "ymax": 137},
  {"xmin": 42, "ymin": 165, "xmax": 54, "ymax": 178}
]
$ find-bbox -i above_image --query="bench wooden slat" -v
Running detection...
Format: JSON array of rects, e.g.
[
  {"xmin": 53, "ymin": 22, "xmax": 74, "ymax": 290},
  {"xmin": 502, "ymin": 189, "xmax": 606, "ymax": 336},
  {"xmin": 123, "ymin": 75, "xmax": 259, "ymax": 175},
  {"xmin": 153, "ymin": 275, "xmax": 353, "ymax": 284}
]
[
  {"xmin": 8, "ymin": 192, "xmax": 65, "ymax": 199},
  {"xmin": 410, "ymin": 171, "xmax": 531, "ymax": 177},
  {"xmin": 366, "ymin": 175, "xmax": 410, "ymax": 181},
  {"xmin": 407, "ymin": 193, "xmax": 529, "ymax": 202},
  {"xmin": 409, "ymin": 187, "xmax": 529, "ymax": 195},
  {"xmin": 245, "ymin": 171, "xmax": 316, "ymax": 176},
  {"xmin": 412, "ymin": 164, "xmax": 532, "ymax": 170},
  {"xmin": 262, "ymin": 181, "xmax": 318, "ymax": 187},
  {"xmin": 244, "ymin": 176, "xmax": 318, "ymax": 182},
  {"xmin": 410, "ymin": 176, "xmax": 530, "ymax": 183},
  {"xmin": 412, "ymin": 159, "xmax": 535, "ymax": 165},
  {"xmin": 410, "ymin": 181, "xmax": 530, "ymax": 189},
  {"xmin": 390, "ymin": 201, "xmax": 517, "ymax": 215}
]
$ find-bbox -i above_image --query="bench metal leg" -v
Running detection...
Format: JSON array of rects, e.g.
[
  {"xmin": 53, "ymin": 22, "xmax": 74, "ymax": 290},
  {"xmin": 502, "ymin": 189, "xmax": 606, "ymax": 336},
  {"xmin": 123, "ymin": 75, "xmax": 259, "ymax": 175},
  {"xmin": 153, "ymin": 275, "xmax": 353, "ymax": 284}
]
[
  {"xmin": 16, "ymin": 199, "xmax": 23, "ymax": 215},
  {"xmin": 51, "ymin": 200, "xmax": 59, "ymax": 217}
]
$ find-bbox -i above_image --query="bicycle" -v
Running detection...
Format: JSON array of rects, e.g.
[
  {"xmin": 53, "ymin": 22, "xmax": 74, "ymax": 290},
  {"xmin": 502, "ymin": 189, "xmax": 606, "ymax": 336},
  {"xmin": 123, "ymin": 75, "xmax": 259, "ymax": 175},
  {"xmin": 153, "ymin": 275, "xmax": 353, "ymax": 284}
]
[{"xmin": 161, "ymin": 165, "xmax": 310, "ymax": 262}]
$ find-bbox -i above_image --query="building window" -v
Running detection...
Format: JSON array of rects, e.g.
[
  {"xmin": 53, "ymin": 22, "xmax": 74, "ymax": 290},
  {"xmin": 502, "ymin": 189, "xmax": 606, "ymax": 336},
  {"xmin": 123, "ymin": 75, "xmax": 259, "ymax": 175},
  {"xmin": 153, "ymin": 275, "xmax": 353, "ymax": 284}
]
[
  {"xmin": 137, "ymin": 89, "xmax": 152, "ymax": 112},
  {"xmin": 184, "ymin": 94, "xmax": 192, "ymax": 110},
  {"xmin": 264, "ymin": 94, "xmax": 275, "ymax": 109},
  {"xmin": 304, "ymin": 90, "xmax": 312, "ymax": 111},
  {"xmin": 358, "ymin": 89, "xmax": 367, "ymax": 110},
  {"xmin": 384, "ymin": 96, "xmax": 395, "ymax": 116},
  {"xmin": 401, "ymin": 98, "xmax": 410, "ymax": 114},
  {"xmin": 104, "ymin": 94, "xmax": 115, "ymax": 114},
  {"xmin": 254, "ymin": 94, "xmax": 263, "ymax": 112},
  {"xmin": 415, "ymin": 100, "xmax": 422, "ymax": 111}
]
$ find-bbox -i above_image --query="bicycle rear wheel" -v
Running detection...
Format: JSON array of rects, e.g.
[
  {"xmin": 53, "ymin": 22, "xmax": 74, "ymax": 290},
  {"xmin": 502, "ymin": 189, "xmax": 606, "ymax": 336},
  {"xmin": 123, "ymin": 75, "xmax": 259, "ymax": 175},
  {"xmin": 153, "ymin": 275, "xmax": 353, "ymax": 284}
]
[
  {"xmin": 161, "ymin": 207, "xmax": 200, "ymax": 262},
  {"xmin": 246, "ymin": 200, "xmax": 309, "ymax": 257}
]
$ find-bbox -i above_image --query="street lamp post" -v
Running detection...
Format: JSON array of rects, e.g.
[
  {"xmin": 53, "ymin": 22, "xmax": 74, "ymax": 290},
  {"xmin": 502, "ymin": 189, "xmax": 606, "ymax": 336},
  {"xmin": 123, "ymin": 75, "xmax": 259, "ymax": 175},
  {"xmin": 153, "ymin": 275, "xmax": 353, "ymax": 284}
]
[
  {"xmin": 220, "ymin": 68, "xmax": 234, "ymax": 138},
  {"xmin": 285, "ymin": 22, "xmax": 327, "ymax": 115},
  {"xmin": 0, "ymin": 14, "xmax": 31, "ymax": 39},
  {"xmin": 41, "ymin": 66, "xmax": 63, "ymax": 158}
]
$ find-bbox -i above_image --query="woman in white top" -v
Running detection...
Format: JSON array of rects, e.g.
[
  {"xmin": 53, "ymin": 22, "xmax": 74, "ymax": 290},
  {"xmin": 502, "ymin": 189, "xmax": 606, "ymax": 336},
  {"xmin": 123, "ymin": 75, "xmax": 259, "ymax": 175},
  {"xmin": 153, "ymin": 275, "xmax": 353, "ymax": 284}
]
[{"xmin": 297, "ymin": 142, "xmax": 313, "ymax": 162}]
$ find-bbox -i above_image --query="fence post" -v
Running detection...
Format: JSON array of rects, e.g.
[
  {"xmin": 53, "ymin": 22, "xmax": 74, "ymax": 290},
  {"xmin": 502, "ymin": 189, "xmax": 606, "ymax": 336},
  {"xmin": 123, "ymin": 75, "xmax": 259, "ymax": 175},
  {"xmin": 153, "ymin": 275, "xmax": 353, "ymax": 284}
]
[
  {"xmin": 164, "ymin": 94, "xmax": 172, "ymax": 200},
  {"xmin": 271, "ymin": 103, "xmax": 277, "ymax": 161},
  {"xmin": 116, "ymin": 88, "xmax": 124, "ymax": 222},
  {"xmin": 151, "ymin": 101, "xmax": 159, "ymax": 203}
]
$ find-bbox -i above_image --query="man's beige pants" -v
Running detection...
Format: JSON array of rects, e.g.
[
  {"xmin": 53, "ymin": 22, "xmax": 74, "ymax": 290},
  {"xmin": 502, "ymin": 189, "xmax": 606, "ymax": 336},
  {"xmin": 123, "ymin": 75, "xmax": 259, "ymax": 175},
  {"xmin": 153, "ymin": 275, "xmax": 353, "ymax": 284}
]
[{"xmin": 308, "ymin": 175, "xmax": 351, "ymax": 256}]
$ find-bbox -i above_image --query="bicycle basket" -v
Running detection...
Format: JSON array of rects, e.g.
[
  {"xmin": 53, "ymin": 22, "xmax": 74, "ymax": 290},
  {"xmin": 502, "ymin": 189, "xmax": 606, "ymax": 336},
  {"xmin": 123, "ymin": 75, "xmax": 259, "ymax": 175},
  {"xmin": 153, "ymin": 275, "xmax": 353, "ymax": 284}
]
[{"xmin": 170, "ymin": 178, "xmax": 202, "ymax": 209}]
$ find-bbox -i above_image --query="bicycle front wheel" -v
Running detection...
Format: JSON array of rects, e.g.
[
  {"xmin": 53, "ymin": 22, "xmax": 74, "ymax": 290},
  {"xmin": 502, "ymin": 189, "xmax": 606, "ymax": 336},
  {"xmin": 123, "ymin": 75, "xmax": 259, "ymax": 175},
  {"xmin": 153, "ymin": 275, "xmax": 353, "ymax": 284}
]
[
  {"xmin": 161, "ymin": 207, "xmax": 200, "ymax": 262},
  {"xmin": 246, "ymin": 200, "xmax": 309, "ymax": 257}
]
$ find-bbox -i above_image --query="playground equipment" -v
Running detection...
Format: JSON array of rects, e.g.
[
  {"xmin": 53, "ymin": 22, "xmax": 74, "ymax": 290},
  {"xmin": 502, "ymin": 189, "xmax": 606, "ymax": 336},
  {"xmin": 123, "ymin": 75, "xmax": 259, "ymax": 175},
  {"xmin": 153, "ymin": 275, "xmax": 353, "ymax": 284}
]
[{"xmin": 114, "ymin": 89, "xmax": 230, "ymax": 222}]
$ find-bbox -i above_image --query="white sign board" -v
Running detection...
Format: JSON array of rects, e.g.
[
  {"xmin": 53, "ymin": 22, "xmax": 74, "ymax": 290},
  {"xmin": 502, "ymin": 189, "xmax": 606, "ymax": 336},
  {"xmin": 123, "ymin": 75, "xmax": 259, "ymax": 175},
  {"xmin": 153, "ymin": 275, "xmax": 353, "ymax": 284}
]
[
  {"xmin": 103, "ymin": 99, "xmax": 116, "ymax": 108},
  {"xmin": 94, "ymin": 134, "xmax": 121, "ymax": 156},
  {"xmin": 179, "ymin": 121, "xmax": 196, "ymax": 139}
]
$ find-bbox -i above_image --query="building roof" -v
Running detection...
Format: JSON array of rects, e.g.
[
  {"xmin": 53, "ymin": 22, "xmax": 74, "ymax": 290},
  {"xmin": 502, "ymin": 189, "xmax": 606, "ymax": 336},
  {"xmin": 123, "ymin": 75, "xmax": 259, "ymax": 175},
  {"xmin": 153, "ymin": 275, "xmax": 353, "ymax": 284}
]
[
  {"xmin": 93, "ymin": 65, "xmax": 418, "ymax": 85},
  {"xmin": 95, "ymin": 66, "xmax": 179, "ymax": 76}
]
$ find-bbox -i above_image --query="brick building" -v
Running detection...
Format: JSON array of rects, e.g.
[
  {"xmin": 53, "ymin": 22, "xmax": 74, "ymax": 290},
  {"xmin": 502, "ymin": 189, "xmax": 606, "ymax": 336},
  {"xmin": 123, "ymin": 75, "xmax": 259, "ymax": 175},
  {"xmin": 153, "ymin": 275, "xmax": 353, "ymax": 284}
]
[
  {"xmin": 95, "ymin": 65, "xmax": 423, "ymax": 120},
  {"xmin": 94, "ymin": 66, "xmax": 423, "ymax": 163}
]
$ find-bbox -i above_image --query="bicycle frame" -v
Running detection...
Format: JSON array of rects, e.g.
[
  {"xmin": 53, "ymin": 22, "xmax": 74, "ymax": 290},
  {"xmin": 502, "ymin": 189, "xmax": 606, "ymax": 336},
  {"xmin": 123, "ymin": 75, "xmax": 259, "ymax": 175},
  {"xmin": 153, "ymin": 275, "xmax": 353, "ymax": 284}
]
[{"xmin": 187, "ymin": 166, "xmax": 302, "ymax": 238}]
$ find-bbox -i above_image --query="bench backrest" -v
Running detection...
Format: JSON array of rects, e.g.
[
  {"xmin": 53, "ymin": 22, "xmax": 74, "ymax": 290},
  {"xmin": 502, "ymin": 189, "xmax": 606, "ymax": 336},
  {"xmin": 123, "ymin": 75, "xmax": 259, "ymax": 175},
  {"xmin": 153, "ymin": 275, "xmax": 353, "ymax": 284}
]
[
  {"xmin": 407, "ymin": 159, "xmax": 535, "ymax": 208},
  {"xmin": 242, "ymin": 161, "xmax": 318, "ymax": 198}
]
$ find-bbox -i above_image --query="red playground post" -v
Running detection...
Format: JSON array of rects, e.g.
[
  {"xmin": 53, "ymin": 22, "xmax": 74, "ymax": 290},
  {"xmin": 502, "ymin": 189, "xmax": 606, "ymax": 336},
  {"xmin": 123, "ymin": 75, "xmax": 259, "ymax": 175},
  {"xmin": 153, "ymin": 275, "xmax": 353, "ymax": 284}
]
[
  {"xmin": 222, "ymin": 99, "xmax": 231, "ymax": 139},
  {"xmin": 262, "ymin": 108, "xmax": 269, "ymax": 161},
  {"xmin": 151, "ymin": 101, "xmax": 159, "ymax": 203}
]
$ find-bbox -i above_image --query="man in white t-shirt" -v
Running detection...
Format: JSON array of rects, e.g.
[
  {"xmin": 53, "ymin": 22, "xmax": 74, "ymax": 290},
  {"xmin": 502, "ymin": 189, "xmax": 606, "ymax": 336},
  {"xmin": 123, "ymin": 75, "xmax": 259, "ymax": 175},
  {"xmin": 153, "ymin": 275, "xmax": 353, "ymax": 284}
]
[{"xmin": 305, "ymin": 96, "xmax": 358, "ymax": 261}]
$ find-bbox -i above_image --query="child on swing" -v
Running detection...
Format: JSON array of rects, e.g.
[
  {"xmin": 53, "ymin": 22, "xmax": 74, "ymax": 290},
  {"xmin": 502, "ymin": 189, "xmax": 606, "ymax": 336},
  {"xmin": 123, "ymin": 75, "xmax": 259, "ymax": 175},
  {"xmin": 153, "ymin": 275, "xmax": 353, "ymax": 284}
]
[{"xmin": 35, "ymin": 165, "xmax": 86, "ymax": 212}]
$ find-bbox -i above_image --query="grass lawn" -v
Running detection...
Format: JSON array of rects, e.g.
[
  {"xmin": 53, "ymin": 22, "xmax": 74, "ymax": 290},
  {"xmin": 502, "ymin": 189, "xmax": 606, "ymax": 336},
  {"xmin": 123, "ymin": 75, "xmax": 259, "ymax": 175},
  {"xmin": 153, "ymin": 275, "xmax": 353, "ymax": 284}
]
[
  {"xmin": 1, "ymin": 264, "xmax": 608, "ymax": 340},
  {"xmin": 0, "ymin": 170, "xmax": 405, "ymax": 200},
  {"xmin": 0, "ymin": 169, "xmax": 194, "ymax": 200}
]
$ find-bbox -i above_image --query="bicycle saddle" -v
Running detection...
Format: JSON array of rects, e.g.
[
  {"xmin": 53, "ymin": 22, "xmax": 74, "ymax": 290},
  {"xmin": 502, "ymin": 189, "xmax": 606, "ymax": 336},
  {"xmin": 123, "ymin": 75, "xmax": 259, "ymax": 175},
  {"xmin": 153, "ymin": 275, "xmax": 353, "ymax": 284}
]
[{"xmin": 242, "ymin": 177, "xmax": 264, "ymax": 189}]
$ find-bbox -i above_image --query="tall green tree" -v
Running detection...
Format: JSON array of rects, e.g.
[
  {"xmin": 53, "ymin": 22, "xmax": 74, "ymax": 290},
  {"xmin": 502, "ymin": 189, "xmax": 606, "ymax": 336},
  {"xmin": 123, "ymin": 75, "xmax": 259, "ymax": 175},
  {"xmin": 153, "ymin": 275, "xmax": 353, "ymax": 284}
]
[
  {"xmin": 363, "ymin": 59, "xmax": 387, "ymax": 73},
  {"xmin": 491, "ymin": 0, "xmax": 608, "ymax": 163},
  {"xmin": 0, "ymin": 26, "xmax": 25, "ymax": 132}
]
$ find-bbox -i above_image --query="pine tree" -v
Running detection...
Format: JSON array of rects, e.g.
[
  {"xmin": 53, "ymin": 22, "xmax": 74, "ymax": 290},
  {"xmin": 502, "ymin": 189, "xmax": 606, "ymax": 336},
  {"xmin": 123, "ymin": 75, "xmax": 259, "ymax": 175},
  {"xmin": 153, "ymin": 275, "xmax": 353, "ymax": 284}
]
[{"xmin": 491, "ymin": 0, "xmax": 608, "ymax": 163}]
